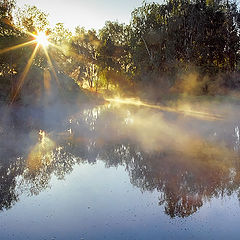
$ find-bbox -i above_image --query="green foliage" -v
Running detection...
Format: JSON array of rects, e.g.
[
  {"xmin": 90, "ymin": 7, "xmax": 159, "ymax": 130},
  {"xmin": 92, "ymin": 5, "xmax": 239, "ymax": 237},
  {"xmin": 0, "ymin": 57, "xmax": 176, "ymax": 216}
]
[
  {"xmin": 68, "ymin": 27, "xmax": 100, "ymax": 89},
  {"xmin": 1, "ymin": 0, "xmax": 240, "ymax": 102},
  {"xmin": 0, "ymin": 2, "xmax": 52, "ymax": 101},
  {"xmin": 129, "ymin": 0, "xmax": 240, "ymax": 90}
]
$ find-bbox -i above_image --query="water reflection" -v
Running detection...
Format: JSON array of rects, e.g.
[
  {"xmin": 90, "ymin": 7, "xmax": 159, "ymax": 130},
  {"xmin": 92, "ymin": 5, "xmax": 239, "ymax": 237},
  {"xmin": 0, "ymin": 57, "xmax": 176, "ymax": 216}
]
[{"xmin": 0, "ymin": 102, "xmax": 240, "ymax": 218}]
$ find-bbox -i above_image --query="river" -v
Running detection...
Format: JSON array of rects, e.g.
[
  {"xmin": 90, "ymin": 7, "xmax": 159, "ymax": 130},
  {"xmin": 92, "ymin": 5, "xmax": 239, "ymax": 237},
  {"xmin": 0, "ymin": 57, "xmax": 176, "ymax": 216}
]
[{"xmin": 0, "ymin": 99, "xmax": 240, "ymax": 239}]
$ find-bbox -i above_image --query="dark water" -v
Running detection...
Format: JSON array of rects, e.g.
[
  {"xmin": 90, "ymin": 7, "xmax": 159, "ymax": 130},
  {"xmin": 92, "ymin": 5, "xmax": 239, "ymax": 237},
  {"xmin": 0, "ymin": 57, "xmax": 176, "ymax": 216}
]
[{"xmin": 0, "ymin": 101, "xmax": 240, "ymax": 239}]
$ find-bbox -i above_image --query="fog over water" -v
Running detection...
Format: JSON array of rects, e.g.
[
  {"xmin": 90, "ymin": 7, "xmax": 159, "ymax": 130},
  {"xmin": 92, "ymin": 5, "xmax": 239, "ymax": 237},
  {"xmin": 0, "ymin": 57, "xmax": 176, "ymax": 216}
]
[{"xmin": 0, "ymin": 98, "xmax": 240, "ymax": 239}]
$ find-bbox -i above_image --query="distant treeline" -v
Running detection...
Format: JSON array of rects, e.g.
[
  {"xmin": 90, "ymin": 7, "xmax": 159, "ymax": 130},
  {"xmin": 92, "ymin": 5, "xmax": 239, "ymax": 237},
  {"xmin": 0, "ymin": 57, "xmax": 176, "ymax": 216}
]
[{"xmin": 1, "ymin": 0, "xmax": 240, "ymax": 101}]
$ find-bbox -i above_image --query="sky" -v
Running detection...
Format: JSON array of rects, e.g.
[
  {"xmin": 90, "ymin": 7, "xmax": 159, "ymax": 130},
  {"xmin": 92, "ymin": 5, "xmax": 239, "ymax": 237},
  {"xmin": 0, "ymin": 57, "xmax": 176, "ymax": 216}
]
[{"xmin": 16, "ymin": 0, "xmax": 162, "ymax": 32}]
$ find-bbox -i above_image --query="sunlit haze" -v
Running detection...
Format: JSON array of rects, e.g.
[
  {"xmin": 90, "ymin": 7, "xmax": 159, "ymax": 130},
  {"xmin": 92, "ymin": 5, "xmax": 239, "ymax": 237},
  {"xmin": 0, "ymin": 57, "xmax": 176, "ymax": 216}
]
[
  {"xmin": 16, "ymin": 0, "xmax": 162, "ymax": 31},
  {"xmin": 2, "ymin": 0, "xmax": 240, "ymax": 239}
]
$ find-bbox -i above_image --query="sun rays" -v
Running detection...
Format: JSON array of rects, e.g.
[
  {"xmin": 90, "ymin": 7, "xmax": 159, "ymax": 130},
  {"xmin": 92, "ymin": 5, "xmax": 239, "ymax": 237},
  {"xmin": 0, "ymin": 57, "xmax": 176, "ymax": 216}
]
[
  {"xmin": 10, "ymin": 43, "xmax": 40, "ymax": 103},
  {"xmin": 0, "ymin": 40, "xmax": 37, "ymax": 55},
  {"xmin": 42, "ymin": 47, "xmax": 60, "ymax": 85},
  {"xmin": 0, "ymin": 30, "xmax": 62, "ymax": 103}
]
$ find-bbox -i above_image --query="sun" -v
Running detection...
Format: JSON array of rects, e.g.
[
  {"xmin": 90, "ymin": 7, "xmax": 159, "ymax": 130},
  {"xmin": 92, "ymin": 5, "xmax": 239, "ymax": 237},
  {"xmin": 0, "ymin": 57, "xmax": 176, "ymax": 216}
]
[{"xmin": 35, "ymin": 31, "xmax": 49, "ymax": 47}]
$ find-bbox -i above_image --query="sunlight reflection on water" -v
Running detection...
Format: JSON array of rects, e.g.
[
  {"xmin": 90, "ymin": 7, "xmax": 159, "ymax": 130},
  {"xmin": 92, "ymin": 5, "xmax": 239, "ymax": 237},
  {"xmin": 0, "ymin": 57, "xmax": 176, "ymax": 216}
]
[{"xmin": 0, "ymin": 102, "xmax": 240, "ymax": 239}]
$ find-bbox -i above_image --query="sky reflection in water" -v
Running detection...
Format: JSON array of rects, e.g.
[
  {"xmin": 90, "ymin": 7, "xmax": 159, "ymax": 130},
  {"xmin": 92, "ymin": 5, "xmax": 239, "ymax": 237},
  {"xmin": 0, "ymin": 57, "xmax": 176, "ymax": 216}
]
[{"xmin": 0, "ymin": 102, "xmax": 240, "ymax": 239}]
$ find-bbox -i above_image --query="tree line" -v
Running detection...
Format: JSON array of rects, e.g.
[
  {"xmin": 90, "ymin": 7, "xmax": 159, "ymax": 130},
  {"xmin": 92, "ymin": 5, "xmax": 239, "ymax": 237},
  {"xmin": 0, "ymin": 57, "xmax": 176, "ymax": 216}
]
[{"xmin": 1, "ymin": 0, "xmax": 240, "ymax": 102}]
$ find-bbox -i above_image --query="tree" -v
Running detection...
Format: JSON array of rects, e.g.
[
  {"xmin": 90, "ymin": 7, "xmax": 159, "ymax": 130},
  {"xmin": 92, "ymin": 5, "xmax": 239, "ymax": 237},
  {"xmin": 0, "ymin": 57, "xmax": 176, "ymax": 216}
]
[
  {"xmin": 98, "ymin": 21, "xmax": 133, "ymax": 91},
  {"xmin": 15, "ymin": 5, "xmax": 49, "ymax": 33},
  {"xmin": 129, "ymin": 0, "xmax": 240, "ymax": 93},
  {"xmin": 70, "ymin": 27, "xmax": 100, "ymax": 90}
]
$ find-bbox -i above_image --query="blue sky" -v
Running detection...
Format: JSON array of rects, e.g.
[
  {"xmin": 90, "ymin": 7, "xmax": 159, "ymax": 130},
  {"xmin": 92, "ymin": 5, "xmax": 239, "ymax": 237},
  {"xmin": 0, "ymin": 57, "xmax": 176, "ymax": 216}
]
[{"xmin": 16, "ymin": 0, "xmax": 162, "ymax": 31}]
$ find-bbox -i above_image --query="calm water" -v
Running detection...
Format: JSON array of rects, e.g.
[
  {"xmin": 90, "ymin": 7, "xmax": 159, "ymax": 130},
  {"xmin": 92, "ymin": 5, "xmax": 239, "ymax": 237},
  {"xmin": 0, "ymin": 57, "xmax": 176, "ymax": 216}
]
[{"xmin": 0, "ymin": 101, "xmax": 240, "ymax": 239}]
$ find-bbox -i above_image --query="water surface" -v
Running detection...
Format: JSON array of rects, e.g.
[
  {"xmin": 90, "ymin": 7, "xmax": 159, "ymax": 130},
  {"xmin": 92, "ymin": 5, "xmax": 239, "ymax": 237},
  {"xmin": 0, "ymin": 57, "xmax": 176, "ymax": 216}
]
[{"xmin": 0, "ymin": 101, "xmax": 240, "ymax": 239}]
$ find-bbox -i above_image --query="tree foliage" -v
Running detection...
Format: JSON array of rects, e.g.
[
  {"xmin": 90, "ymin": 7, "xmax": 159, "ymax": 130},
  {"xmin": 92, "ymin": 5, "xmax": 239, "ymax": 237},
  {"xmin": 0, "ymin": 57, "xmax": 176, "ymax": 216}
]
[
  {"xmin": 1, "ymin": 0, "xmax": 240, "ymax": 102},
  {"xmin": 129, "ymin": 0, "xmax": 240, "ymax": 79}
]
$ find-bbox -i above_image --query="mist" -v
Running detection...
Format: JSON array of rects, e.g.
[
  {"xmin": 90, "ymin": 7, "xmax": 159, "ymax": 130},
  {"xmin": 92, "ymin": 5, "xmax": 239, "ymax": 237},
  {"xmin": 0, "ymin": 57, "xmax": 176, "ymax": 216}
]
[{"xmin": 2, "ymin": 0, "xmax": 240, "ymax": 238}]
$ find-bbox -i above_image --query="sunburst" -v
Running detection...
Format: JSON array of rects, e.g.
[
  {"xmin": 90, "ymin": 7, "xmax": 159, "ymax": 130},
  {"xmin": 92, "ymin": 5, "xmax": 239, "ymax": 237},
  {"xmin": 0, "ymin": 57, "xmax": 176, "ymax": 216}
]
[
  {"xmin": 0, "ymin": 29, "xmax": 60, "ymax": 103},
  {"xmin": 34, "ymin": 31, "xmax": 50, "ymax": 47}
]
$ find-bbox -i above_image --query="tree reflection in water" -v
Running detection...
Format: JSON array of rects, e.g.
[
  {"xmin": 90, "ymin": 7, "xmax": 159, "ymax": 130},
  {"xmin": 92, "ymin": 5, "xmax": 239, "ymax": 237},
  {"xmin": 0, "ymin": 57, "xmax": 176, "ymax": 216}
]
[{"xmin": 0, "ymin": 103, "xmax": 240, "ymax": 218}]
